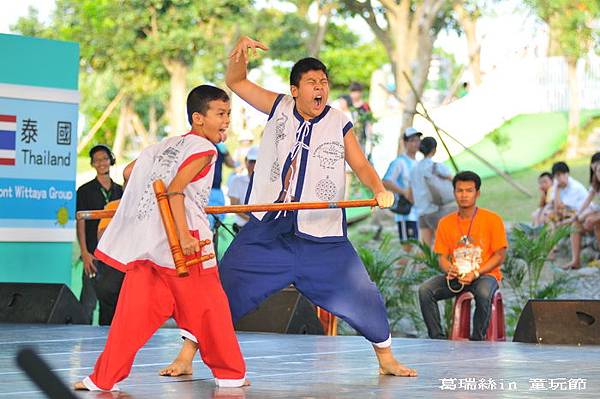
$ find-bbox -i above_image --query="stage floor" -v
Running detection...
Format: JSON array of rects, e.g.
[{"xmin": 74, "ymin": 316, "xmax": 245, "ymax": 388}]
[{"xmin": 0, "ymin": 324, "xmax": 597, "ymax": 398}]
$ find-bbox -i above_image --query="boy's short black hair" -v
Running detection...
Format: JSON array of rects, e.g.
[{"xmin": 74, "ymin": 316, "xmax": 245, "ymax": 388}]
[
  {"xmin": 419, "ymin": 136, "xmax": 437, "ymax": 156},
  {"xmin": 539, "ymin": 172, "xmax": 552, "ymax": 180},
  {"xmin": 453, "ymin": 171, "xmax": 481, "ymax": 191},
  {"xmin": 186, "ymin": 85, "xmax": 229, "ymax": 125},
  {"xmin": 551, "ymin": 161, "xmax": 570, "ymax": 176},
  {"xmin": 290, "ymin": 58, "xmax": 328, "ymax": 87}
]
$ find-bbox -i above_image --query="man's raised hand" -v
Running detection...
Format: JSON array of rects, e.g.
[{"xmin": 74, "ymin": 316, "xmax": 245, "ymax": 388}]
[{"xmin": 229, "ymin": 36, "xmax": 269, "ymax": 64}]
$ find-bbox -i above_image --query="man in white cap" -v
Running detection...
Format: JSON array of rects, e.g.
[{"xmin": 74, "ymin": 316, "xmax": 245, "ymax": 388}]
[
  {"xmin": 383, "ymin": 127, "xmax": 422, "ymax": 246},
  {"xmin": 227, "ymin": 146, "xmax": 258, "ymax": 232}
]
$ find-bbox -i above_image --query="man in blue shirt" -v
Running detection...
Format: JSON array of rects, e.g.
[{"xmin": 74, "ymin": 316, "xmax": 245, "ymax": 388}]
[
  {"xmin": 383, "ymin": 127, "xmax": 422, "ymax": 246},
  {"xmin": 409, "ymin": 137, "xmax": 455, "ymax": 246}
]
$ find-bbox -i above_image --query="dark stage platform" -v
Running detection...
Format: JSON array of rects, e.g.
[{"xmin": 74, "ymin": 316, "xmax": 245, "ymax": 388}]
[{"xmin": 0, "ymin": 324, "xmax": 597, "ymax": 398}]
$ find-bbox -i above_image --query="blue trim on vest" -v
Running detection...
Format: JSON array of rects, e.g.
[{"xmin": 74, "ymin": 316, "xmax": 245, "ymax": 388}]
[
  {"xmin": 293, "ymin": 103, "xmax": 331, "ymax": 124},
  {"xmin": 268, "ymin": 94, "xmax": 285, "ymax": 121},
  {"xmin": 342, "ymin": 121, "xmax": 353, "ymax": 136}
]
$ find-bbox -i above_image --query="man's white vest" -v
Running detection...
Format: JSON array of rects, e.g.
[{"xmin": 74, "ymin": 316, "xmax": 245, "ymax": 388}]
[{"xmin": 247, "ymin": 95, "xmax": 352, "ymax": 241}]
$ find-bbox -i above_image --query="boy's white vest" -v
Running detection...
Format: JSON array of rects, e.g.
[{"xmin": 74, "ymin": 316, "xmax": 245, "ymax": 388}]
[
  {"xmin": 247, "ymin": 95, "xmax": 352, "ymax": 241},
  {"xmin": 96, "ymin": 134, "xmax": 217, "ymax": 270}
]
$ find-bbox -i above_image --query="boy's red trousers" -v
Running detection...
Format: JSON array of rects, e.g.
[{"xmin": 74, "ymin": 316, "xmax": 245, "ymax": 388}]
[{"xmin": 82, "ymin": 262, "xmax": 246, "ymax": 391}]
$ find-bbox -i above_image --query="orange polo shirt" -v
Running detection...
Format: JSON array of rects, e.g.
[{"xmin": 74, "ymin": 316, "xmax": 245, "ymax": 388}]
[{"xmin": 434, "ymin": 207, "xmax": 508, "ymax": 281}]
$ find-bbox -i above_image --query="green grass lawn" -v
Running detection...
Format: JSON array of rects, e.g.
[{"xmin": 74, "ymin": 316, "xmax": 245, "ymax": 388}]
[{"xmin": 477, "ymin": 156, "xmax": 591, "ymax": 222}]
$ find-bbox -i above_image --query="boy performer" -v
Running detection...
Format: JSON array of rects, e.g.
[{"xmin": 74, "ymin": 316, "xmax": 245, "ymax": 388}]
[
  {"xmin": 74, "ymin": 85, "xmax": 247, "ymax": 391},
  {"xmin": 161, "ymin": 37, "xmax": 417, "ymax": 378}
]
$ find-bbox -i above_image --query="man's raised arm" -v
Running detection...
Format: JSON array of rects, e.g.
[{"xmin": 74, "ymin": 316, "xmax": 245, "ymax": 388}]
[{"xmin": 226, "ymin": 36, "xmax": 280, "ymax": 115}]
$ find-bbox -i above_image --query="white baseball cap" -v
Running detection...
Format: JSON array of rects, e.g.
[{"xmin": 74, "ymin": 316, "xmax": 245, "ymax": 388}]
[
  {"xmin": 246, "ymin": 146, "xmax": 259, "ymax": 161},
  {"xmin": 403, "ymin": 127, "xmax": 422, "ymax": 139}
]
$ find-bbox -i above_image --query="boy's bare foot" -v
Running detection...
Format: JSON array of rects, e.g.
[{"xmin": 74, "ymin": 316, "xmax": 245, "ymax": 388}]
[
  {"xmin": 374, "ymin": 346, "xmax": 417, "ymax": 377},
  {"xmin": 159, "ymin": 338, "xmax": 198, "ymax": 376},
  {"xmin": 73, "ymin": 381, "xmax": 88, "ymax": 390}
]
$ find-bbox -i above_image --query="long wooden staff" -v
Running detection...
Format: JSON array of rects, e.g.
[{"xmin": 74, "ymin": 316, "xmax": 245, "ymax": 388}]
[{"xmin": 76, "ymin": 198, "xmax": 378, "ymax": 220}]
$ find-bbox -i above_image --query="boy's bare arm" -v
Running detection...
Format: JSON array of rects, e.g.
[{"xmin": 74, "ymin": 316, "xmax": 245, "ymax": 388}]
[
  {"xmin": 344, "ymin": 129, "xmax": 393, "ymax": 208},
  {"xmin": 167, "ymin": 156, "xmax": 212, "ymax": 255},
  {"xmin": 123, "ymin": 160, "xmax": 136, "ymax": 183},
  {"xmin": 226, "ymin": 36, "xmax": 279, "ymax": 115}
]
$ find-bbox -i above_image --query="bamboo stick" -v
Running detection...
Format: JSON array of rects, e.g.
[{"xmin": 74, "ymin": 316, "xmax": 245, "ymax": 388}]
[{"xmin": 77, "ymin": 198, "xmax": 378, "ymax": 220}]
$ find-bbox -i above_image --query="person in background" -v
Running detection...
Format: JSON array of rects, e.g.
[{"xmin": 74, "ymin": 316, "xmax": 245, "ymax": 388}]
[
  {"xmin": 227, "ymin": 146, "xmax": 258, "ymax": 233},
  {"xmin": 562, "ymin": 153, "xmax": 600, "ymax": 270},
  {"xmin": 549, "ymin": 161, "xmax": 587, "ymax": 225},
  {"xmin": 209, "ymin": 142, "xmax": 236, "ymax": 228},
  {"xmin": 409, "ymin": 137, "xmax": 455, "ymax": 246},
  {"xmin": 348, "ymin": 82, "xmax": 373, "ymax": 157},
  {"xmin": 76, "ymin": 144, "xmax": 124, "ymax": 324},
  {"xmin": 383, "ymin": 127, "xmax": 422, "ymax": 248},
  {"xmin": 419, "ymin": 171, "xmax": 507, "ymax": 341},
  {"xmin": 532, "ymin": 172, "xmax": 554, "ymax": 227}
]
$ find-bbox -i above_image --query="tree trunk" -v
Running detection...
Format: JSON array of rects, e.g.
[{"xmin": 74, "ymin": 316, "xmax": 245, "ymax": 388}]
[
  {"xmin": 565, "ymin": 58, "xmax": 580, "ymax": 159},
  {"xmin": 77, "ymin": 89, "xmax": 125, "ymax": 154},
  {"xmin": 164, "ymin": 59, "xmax": 189, "ymax": 136},
  {"xmin": 307, "ymin": 4, "xmax": 333, "ymax": 57},
  {"xmin": 454, "ymin": 3, "xmax": 481, "ymax": 86},
  {"xmin": 342, "ymin": 0, "xmax": 447, "ymax": 155},
  {"xmin": 148, "ymin": 104, "xmax": 158, "ymax": 143},
  {"xmin": 113, "ymin": 98, "xmax": 134, "ymax": 161}
]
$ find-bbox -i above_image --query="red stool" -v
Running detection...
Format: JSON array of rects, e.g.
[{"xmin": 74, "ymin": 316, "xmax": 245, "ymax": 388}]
[{"xmin": 449, "ymin": 290, "xmax": 506, "ymax": 341}]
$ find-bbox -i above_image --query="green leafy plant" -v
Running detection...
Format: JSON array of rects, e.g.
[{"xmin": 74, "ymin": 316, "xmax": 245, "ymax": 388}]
[
  {"xmin": 357, "ymin": 234, "xmax": 404, "ymax": 329},
  {"xmin": 502, "ymin": 224, "xmax": 576, "ymax": 332}
]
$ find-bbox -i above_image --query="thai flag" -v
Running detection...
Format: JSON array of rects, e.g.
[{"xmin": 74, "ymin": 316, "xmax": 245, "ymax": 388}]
[{"xmin": 0, "ymin": 115, "xmax": 16, "ymax": 166}]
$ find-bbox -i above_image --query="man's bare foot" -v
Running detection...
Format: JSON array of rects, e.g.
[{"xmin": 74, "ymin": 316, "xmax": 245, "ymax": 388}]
[
  {"xmin": 159, "ymin": 359, "xmax": 193, "ymax": 376},
  {"xmin": 374, "ymin": 346, "xmax": 417, "ymax": 377},
  {"xmin": 159, "ymin": 338, "xmax": 197, "ymax": 376},
  {"xmin": 73, "ymin": 381, "xmax": 88, "ymax": 390}
]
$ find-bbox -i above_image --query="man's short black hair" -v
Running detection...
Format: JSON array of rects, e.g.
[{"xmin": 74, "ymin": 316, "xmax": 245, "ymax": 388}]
[
  {"xmin": 349, "ymin": 81, "xmax": 363, "ymax": 92},
  {"xmin": 89, "ymin": 144, "xmax": 115, "ymax": 165},
  {"xmin": 419, "ymin": 136, "xmax": 437, "ymax": 156},
  {"xmin": 539, "ymin": 172, "xmax": 552, "ymax": 180},
  {"xmin": 453, "ymin": 171, "xmax": 481, "ymax": 190},
  {"xmin": 186, "ymin": 85, "xmax": 229, "ymax": 125},
  {"xmin": 551, "ymin": 161, "xmax": 570, "ymax": 176},
  {"xmin": 290, "ymin": 58, "xmax": 328, "ymax": 87}
]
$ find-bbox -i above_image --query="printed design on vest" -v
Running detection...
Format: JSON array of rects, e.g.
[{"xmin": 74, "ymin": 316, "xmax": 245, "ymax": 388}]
[
  {"xmin": 313, "ymin": 141, "xmax": 344, "ymax": 170},
  {"xmin": 136, "ymin": 140, "xmax": 183, "ymax": 220},
  {"xmin": 274, "ymin": 113, "xmax": 288, "ymax": 147},
  {"xmin": 315, "ymin": 176, "xmax": 337, "ymax": 201},
  {"xmin": 191, "ymin": 186, "xmax": 211, "ymax": 210},
  {"xmin": 270, "ymin": 159, "xmax": 281, "ymax": 182}
]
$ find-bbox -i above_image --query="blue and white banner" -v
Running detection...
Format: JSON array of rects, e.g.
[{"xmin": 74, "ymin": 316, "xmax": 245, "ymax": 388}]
[{"xmin": 0, "ymin": 85, "xmax": 79, "ymax": 242}]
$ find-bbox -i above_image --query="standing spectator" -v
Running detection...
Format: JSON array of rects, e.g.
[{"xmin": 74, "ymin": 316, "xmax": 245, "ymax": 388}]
[
  {"xmin": 550, "ymin": 161, "xmax": 587, "ymax": 224},
  {"xmin": 418, "ymin": 171, "xmax": 508, "ymax": 340},
  {"xmin": 383, "ymin": 127, "xmax": 422, "ymax": 247},
  {"xmin": 209, "ymin": 142, "xmax": 236, "ymax": 228},
  {"xmin": 227, "ymin": 146, "xmax": 258, "ymax": 232},
  {"xmin": 348, "ymin": 82, "xmax": 373, "ymax": 157},
  {"xmin": 532, "ymin": 172, "xmax": 554, "ymax": 226},
  {"xmin": 562, "ymin": 153, "xmax": 600, "ymax": 269},
  {"xmin": 76, "ymin": 144, "xmax": 123, "ymax": 324},
  {"xmin": 409, "ymin": 137, "xmax": 455, "ymax": 246}
]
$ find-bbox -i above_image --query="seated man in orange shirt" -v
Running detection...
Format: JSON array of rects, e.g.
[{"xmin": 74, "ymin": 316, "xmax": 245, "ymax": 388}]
[{"xmin": 418, "ymin": 171, "xmax": 508, "ymax": 341}]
